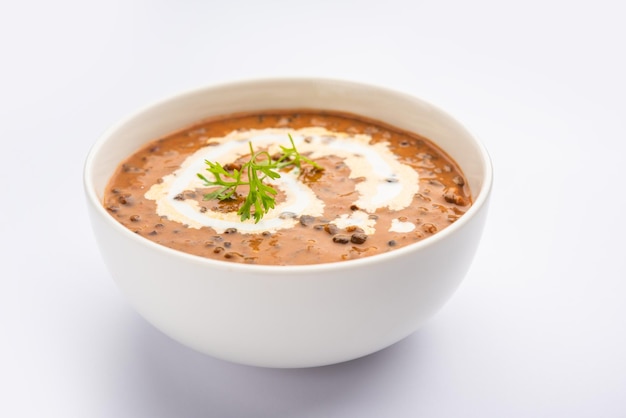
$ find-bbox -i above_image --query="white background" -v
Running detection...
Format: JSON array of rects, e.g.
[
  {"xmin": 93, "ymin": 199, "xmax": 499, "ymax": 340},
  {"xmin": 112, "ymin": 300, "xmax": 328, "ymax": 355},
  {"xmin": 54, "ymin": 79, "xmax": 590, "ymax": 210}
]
[{"xmin": 2, "ymin": 0, "xmax": 625, "ymax": 417}]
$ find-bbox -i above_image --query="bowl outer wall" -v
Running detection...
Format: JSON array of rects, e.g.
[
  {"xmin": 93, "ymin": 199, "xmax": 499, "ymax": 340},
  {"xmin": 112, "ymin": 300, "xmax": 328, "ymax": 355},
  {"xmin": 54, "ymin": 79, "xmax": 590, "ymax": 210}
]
[{"xmin": 84, "ymin": 78, "xmax": 493, "ymax": 368}]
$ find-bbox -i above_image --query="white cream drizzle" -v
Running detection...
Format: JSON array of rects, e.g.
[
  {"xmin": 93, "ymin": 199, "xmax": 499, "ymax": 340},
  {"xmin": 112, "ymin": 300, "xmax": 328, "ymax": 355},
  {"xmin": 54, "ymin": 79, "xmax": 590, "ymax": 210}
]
[
  {"xmin": 390, "ymin": 218, "xmax": 416, "ymax": 233},
  {"xmin": 145, "ymin": 127, "xmax": 419, "ymax": 234}
]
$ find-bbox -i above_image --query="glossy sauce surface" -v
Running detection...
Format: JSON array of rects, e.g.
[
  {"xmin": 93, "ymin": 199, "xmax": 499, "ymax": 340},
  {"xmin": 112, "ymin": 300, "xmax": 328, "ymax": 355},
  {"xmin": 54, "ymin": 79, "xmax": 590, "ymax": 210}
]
[{"xmin": 103, "ymin": 110, "xmax": 472, "ymax": 265}]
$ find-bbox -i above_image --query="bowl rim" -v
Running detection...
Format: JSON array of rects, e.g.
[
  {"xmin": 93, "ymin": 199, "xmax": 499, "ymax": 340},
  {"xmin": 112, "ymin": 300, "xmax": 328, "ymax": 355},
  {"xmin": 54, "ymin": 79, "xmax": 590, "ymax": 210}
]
[{"xmin": 84, "ymin": 76, "xmax": 493, "ymax": 274}]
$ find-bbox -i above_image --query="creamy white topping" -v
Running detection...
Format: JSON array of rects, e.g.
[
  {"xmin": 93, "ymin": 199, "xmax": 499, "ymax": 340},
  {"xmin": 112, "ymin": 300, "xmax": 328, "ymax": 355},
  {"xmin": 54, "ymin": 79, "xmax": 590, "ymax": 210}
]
[
  {"xmin": 390, "ymin": 218, "xmax": 416, "ymax": 233},
  {"xmin": 145, "ymin": 127, "xmax": 419, "ymax": 234}
]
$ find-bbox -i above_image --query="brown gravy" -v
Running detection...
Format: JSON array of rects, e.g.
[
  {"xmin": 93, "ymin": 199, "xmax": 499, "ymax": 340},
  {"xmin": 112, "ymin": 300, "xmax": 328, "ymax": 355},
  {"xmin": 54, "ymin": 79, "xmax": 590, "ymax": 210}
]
[{"xmin": 103, "ymin": 110, "xmax": 471, "ymax": 265}]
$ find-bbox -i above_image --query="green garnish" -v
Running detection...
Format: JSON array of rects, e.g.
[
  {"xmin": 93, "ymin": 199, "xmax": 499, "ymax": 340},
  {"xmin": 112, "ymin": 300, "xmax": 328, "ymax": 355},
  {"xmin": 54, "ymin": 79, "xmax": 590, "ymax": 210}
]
[{"xmin": 196, "ymin": 134, "xmax": 323, "ymax": 223}]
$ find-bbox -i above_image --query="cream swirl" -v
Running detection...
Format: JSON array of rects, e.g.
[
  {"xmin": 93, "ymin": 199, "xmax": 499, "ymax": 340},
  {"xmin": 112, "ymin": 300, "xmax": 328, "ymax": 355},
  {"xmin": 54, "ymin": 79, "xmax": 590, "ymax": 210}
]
[{"xmin": 145, "ymin": 127, "xmax": 419, "ymax": 234}]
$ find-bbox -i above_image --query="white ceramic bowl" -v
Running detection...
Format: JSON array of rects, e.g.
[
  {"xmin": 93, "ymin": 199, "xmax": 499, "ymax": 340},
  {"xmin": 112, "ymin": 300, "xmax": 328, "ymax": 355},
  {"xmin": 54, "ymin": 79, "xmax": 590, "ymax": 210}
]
[{"xmin": 84, "ymin": 78, "xmax": 492, "ymax": 368}]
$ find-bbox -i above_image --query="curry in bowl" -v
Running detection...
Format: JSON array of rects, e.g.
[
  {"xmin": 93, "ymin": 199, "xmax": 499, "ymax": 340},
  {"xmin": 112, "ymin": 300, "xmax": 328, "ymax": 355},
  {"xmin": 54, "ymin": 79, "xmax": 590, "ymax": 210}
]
[
  {"xmin": 84, "ymin": 78, "xmax": 492, "ymax": 367},
  {"xmin": 104, "ymin": 109, "xmax": 471, "ymax": 265}
]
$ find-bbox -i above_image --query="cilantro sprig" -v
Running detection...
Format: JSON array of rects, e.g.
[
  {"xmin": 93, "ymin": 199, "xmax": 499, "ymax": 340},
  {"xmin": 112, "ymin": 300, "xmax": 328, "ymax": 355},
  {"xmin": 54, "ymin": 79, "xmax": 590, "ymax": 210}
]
[{"xmin": 196, "ymin": 134, "xmax": 322, "ymax": 223}]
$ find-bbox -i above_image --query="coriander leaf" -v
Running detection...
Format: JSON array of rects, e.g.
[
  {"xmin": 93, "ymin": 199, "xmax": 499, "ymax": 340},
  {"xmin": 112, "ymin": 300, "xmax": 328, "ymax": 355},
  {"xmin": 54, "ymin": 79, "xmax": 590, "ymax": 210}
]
[{"xmin": 197, "ymin": 135, "xmax": 323, "ymax": 223}]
